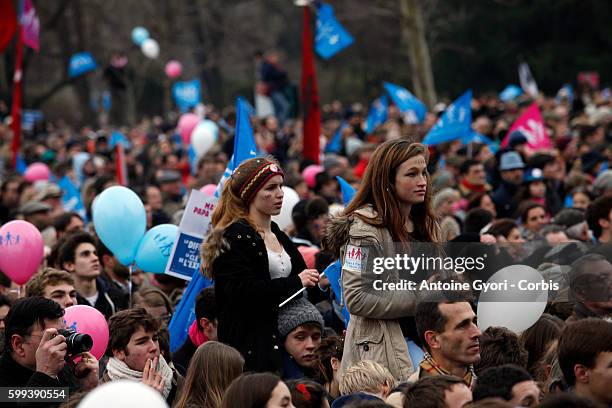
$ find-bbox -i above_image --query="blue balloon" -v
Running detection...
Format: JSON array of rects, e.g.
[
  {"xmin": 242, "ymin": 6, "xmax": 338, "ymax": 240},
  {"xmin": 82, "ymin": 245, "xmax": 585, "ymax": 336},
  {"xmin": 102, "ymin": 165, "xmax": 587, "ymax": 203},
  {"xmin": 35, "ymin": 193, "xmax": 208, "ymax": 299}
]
[
  {"xmin": 93, "ymin": 186, "xmax": 146, "ymax": 265},
  {"xmin": 131, "ymin": 27, "xmax": 149, "ymax": 46},
  {"xmin": 135, "ymin": 224, "xmax": 179, "ymax": 274}
]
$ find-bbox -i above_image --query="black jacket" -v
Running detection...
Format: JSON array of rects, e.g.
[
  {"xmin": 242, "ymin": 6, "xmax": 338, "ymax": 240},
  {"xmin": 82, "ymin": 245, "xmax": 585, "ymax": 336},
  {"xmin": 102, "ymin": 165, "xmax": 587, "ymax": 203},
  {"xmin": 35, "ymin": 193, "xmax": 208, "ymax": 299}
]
[
  {"xmin": 492, "ymin": 180, "xmax": 520, "ymax": 218},
  {"xmin": 0, "ymin": 351, "xmax": 80, "ymax": 407},
  {"xmin": 76, "ymin": 277, "xmax": 129, "ymax": 320},
  {"xmin": 212, "ymin": 220, "xmax": 305, "ymax": 373}
]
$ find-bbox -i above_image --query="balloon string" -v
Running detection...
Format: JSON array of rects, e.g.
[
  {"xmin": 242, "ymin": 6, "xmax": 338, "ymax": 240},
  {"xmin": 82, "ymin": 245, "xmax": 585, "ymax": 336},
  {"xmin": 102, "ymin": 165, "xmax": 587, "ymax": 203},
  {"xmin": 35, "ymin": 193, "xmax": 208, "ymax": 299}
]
[{"xmin": 128, "ymin": 264, "xmax": 133, "ymax": 306}]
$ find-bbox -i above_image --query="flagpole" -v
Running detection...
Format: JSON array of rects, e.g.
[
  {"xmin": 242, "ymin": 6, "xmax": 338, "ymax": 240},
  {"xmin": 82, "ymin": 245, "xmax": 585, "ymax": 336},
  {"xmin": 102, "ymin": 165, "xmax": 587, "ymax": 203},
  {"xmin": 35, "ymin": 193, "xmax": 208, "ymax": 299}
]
[
  {"xmin": 300, "ymin": 4, "xmax": 321, "ymax": 164},
  {"xmin": 10, "ymin": 24, "xmax": 24, "ymax": 170}
]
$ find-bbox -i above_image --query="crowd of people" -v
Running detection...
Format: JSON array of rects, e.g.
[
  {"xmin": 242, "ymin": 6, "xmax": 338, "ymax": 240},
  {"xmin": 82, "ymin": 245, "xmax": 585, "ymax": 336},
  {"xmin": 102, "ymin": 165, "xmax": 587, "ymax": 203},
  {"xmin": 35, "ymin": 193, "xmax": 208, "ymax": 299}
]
[{"xmin": 0, "ymin": 77, "xmax": 611, "ymax": 408}]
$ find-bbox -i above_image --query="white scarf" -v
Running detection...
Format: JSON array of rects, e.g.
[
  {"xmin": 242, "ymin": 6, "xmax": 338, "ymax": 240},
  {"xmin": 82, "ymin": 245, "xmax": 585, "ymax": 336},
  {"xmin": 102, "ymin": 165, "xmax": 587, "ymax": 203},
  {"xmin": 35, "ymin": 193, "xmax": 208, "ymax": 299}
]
[{"xmin": 106, "ymin": 356, "xmax": 174, "ymax": 399}]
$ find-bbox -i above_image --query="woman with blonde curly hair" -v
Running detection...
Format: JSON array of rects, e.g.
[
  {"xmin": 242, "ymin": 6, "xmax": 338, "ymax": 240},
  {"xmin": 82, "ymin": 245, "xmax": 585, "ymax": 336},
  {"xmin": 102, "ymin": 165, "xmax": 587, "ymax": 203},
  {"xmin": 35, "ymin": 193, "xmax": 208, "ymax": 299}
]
[{"xmin": 201, "ymin": 156, "xmax": 320, "ymax": 373}]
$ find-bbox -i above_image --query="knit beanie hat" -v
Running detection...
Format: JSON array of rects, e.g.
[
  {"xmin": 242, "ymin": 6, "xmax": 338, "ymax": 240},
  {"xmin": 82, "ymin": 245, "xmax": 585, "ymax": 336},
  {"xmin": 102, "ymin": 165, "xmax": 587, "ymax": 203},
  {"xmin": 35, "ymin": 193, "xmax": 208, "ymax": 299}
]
[{"xmin": 278, "ymin": 297, "xmax": 324, "ymax": 338}]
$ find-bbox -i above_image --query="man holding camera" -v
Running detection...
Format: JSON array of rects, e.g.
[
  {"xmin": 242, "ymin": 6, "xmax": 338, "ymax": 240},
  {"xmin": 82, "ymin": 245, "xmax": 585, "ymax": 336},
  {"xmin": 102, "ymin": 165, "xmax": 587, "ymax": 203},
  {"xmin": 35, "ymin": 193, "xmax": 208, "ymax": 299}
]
[{"xmin": 0, "ymin": 297, "xmax": 99, "ymax": 394}]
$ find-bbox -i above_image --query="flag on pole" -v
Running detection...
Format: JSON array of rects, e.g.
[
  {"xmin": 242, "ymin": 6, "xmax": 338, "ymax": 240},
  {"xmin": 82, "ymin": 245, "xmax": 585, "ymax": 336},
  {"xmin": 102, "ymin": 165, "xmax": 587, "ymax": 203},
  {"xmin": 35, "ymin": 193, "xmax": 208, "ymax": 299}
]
[
  {"xmin": 499, "ymin": 84, "xmax": 523, "ymax": 102},
  {"xmin": 315, "ymin": 2, "xmax": 354, "ymax": 60},
  {"xmin": 10, "ymin": 25, "xmax": 24, "ymax": 169},
  {"xmin": 169, "ymin": 271, "xmax": 213, "ymax": 352},
  {"xmin": 215, "ymin": 97, "xmax": 259, "ymax": 197},
  {"xmin": 21, "ymin": 0, "xmax": 39, "ymax": 52},
  {"xmin": 383, "ymin": 82, "xmax": 426, "ymax": 123},
  {"xmin": 325, "ymin": 121, "xmax": 346, "ymax": 153},
  {"xmin": 57, "ymin": 175, "xmax": 87, "ymax": 220},
  {"xmin": 365, "ymin": 95, "xmax": 388, "ymax": 134},
  {"xmin": 301, "ymin": 6, "xmax": 321, "ymax": 164},
  {"xmin": 68, "ymin": 52, "xmax": 97, "ymax": 78},
  {"xmin": 519, "ymin": 62, "xmax": 538, "ymax": 98},
  {"xmin": 501, "ymin": 102, "xmax": 552, "ymax": 149},
  {"xmin": 336, "ymin": 176, "xmax": 355, "ymax": 206},
  {"xmin": 422, "ymin": 90, "xmax": 472, "ymax": 146}
]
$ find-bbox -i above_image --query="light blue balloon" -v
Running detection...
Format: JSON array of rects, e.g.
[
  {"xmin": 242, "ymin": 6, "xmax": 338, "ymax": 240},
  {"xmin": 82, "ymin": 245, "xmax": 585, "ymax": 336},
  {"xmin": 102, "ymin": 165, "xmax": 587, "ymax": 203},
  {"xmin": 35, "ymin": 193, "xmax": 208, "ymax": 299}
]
[
  {"xmin": 131, "ymin": 27, "xmax": 150, "ymax": 46},
  {"xmin": 135, "ymin": 224, "xmax": 179, "ymax": 274},
  {"xmin": 93, "ymin": 186, "xmax": 146, "ymax": 265}
]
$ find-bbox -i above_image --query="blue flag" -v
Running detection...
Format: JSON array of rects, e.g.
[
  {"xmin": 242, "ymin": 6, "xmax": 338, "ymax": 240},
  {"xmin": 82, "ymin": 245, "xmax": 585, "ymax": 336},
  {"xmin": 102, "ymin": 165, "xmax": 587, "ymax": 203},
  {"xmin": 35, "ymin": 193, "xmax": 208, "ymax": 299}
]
[
  {"xmin": 68, "ymin": 52, "xmax": 97, "ymax": 78},
  {"xmin": 57, "ymin": 175, "xmax": 87, "ymax": 221},
  {"xmin": 315, "ymin": 3, "xmax": 354, "ymax": 60},
  {"xmin": 383, "ymin": 82, "xmax": 426, "ymax": 123},
  {"xmin": 460, "ymin": 131, "xmax": 498, "ymax": 153},
  {"xmin": 215, "ymin": 97, "xmax": 259, "ymax": 197},
  {"xmin": 336, "ymin": 176, "xmax": 355, "ymax": 206},
  {"xmin": 323, "ymin": 260, "xmax": 350, "ymax": 326},
  {"xmin": 172, "ymin": 79, "xmax": 201, "ymax": 113},
  {"xmin": 365, "ymin": 95, "xmax": 388, "ymax": 134},
  {"xmin": 499, "ymin": 84, "xmax": 523, "ymax": 102},
  {"xmin": 15, "ymin": 154, "xmax": 27, "ymax": 175},
  {"xmin": 325, "ymin": 121, "xmax": 346, "ymax": 153},
  {"xmin": 423, "ymin": 90, "xmax": 473, "ymax": 146},
  {"xmin": 169, "ymin": 272, "xmax": 213, "ymax": 352},
  {"xmin": 109, "ymin": 131, "xmax": 131, "ymax": 149}
]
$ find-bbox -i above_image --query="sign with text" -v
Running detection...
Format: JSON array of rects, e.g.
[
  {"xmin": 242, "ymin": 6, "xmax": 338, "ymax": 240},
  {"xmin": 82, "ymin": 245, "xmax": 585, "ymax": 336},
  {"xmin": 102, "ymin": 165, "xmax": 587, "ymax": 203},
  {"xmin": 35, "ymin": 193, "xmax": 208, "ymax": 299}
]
[{"xmin": 164, "ymin": 189, "xmax": 216, "ymax": 280}]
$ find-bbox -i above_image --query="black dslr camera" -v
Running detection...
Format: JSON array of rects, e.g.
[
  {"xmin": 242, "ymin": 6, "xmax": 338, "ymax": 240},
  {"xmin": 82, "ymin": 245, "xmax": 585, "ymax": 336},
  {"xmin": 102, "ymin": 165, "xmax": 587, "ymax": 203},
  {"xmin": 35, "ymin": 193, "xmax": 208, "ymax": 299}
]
[{"xmin": 57, "ymin": 328, "xmax": 93, "ymax": 355}]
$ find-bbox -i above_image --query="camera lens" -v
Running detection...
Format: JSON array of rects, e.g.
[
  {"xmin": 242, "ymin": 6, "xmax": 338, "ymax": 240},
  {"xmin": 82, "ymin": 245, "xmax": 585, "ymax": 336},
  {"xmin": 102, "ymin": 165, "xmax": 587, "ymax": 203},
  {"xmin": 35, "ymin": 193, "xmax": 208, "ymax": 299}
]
[{"xmin": 58, "ymin": 328, "xmax": 93, "ymax": 354}]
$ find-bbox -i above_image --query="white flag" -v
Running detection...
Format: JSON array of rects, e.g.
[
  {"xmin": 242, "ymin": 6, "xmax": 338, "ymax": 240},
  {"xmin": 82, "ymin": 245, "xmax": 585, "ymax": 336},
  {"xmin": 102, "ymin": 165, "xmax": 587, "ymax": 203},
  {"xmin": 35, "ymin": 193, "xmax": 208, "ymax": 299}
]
[{"xmin": 519, "ymin": 62, "xmax": 539, "ymax": 97}]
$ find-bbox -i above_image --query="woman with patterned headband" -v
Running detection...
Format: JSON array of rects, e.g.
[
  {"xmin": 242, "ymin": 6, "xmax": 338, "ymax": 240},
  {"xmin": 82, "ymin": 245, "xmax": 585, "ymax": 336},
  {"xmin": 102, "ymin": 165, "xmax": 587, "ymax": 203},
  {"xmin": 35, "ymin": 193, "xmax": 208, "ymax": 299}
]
[{"xmin": 201, "ymin": 156, "xmax": 320, "ymax": 373}]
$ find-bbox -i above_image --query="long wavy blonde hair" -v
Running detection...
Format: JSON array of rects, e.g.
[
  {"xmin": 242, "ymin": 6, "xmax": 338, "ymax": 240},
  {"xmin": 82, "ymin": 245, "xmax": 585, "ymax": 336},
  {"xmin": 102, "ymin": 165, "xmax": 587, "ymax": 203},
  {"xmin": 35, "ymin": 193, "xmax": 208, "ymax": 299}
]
[{"xmin": 200, "ymin": 156, "xmax": 282, "ymax": 278}]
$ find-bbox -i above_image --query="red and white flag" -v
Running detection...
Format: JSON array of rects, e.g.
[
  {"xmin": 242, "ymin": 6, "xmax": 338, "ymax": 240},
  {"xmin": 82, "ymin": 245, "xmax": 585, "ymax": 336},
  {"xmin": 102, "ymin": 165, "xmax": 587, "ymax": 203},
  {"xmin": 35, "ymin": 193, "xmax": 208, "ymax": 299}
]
[{"xmin": 502, "ymin": 102, "xmax": 552, "ymax": 150}]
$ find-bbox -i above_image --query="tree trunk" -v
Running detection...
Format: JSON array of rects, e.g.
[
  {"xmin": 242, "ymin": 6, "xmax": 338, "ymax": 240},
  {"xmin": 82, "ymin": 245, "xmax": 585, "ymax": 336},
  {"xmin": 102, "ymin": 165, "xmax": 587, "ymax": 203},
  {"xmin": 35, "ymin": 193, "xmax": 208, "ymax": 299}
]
[
  {"xmin": 399, "ymin": 0, "xmax": 437, "ymax": 108},
  {"xmin": 185, "ymin": 0, "xmax": 225, "ymax": 108},
  {"xmin": 71, "ymin": 0, "xmax": 96, "ymax": 125}
]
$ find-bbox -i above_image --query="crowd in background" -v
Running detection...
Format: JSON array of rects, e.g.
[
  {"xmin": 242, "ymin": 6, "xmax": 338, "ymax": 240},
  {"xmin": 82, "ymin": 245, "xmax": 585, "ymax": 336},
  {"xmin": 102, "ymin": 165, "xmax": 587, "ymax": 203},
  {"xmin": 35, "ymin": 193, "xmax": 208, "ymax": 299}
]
[{"xmin": 0, "ymin": 73, "xmax": 611, "ymax": 408}]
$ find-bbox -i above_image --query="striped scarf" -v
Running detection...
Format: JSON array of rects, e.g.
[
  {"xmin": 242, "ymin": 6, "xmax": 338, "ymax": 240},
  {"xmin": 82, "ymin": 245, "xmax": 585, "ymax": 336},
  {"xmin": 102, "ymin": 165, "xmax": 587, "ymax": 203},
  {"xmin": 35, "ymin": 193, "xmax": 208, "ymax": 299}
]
[{"xmin": 418, "ymin": 352, "xmax": 477, "ymax": 389}]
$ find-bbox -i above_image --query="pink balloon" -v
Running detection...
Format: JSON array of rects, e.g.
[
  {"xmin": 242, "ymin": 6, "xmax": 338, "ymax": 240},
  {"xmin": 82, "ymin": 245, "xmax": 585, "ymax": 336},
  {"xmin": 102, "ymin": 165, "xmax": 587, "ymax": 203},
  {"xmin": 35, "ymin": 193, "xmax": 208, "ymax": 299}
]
[
  {"xmin": 63, "ymin": 305, "xmax": 109, "ymax": 360},
  {"xmin": 302, "ymin": 165, "xmax": 324, "ymax": 189},
  {"xmin": 24, "ymin": 162, "xmax": 51, "ymax": 182},
  {"xmin": 199, "ymin": 183, "xmax": 217, "ymax": 197},
  {"xmin": 0, "ymin": 220, "xmax": 44, "ymax": 285},
  {"xmin": 165, "ymin": 60, "xmax": 182, "ymax": 79},
  {"xmin": 177, "ymin": 113, "xmax": 200, "ymax": 145}
]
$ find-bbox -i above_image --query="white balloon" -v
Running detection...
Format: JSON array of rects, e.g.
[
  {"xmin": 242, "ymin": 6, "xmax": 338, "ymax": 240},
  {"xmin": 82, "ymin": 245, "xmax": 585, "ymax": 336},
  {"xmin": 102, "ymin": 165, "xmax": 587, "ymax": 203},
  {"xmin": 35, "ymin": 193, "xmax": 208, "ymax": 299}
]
[
  {"xmin": 272, "ymin": 186, "xmax": 300, "ymax": 231},
  {"xmin": 191, "ymin": 120, "xmax": 218, "ymax": 157},
  {"xmin": 476, "ymin": 264, "xmax": 548, "ymax": 334},
  {"xmin": 77, "ymin": 380, "xmax": 168, "ymax": 408},
  {"xmin": 141, "ymin": 38, "xmax": 160, "ymax": 59}
]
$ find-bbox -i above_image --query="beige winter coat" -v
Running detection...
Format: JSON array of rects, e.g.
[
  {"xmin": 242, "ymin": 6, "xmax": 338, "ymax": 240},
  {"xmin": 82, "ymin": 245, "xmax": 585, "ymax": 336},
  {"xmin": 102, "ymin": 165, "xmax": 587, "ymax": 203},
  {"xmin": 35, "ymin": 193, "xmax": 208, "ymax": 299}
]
[{"xmin": 328, "ymin": 206, "xmax": 419, "ymax": 381}]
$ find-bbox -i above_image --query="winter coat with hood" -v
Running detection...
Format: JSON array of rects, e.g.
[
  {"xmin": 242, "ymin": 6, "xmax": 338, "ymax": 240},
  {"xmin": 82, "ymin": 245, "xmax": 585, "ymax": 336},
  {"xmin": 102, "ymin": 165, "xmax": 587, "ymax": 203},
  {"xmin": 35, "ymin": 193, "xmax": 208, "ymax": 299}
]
[{"xmin": 324, "ymin": 205, "xmax": 419, "ymax": 381}]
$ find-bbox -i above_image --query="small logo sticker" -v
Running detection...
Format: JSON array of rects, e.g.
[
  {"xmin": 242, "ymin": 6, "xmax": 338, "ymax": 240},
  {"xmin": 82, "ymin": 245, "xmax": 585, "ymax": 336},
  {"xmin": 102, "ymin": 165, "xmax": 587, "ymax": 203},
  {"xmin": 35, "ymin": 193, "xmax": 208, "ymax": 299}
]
[{"xmin": 343, "ymin": 244, "xmax": 368, "ymax": 272}]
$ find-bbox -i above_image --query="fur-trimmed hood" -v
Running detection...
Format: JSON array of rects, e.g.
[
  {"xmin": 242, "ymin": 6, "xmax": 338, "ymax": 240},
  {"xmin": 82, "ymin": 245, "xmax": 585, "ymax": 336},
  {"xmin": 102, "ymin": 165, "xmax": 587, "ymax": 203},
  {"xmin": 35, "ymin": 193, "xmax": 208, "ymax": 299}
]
[{"xmin": 322, "ymin": 205, "xmax": 379, "ymax": 258}]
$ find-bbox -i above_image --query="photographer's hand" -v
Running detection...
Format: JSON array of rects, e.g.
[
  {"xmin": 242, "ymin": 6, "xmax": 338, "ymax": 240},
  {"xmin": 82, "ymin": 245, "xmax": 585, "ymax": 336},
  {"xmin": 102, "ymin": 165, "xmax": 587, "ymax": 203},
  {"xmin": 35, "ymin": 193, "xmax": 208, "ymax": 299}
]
[
  {"xmin": 142, "ymin": 357, "xmax": 165, "ymax": 394},
  {"xmin": 74, "ymin": 351, "xmax": 99, "ymax": 390},
  {"xmin": 35, "ymin": 328, "xmax": 67, "ymax": 378}
]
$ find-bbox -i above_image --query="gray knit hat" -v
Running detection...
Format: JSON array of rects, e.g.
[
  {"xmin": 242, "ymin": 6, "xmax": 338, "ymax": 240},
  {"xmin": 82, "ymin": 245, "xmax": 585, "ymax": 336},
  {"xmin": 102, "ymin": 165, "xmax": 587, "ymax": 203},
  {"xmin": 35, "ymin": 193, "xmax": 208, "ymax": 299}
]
[{"xmin": 278, "ymin": 297, "xmax": 324, "ymax": 338}]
